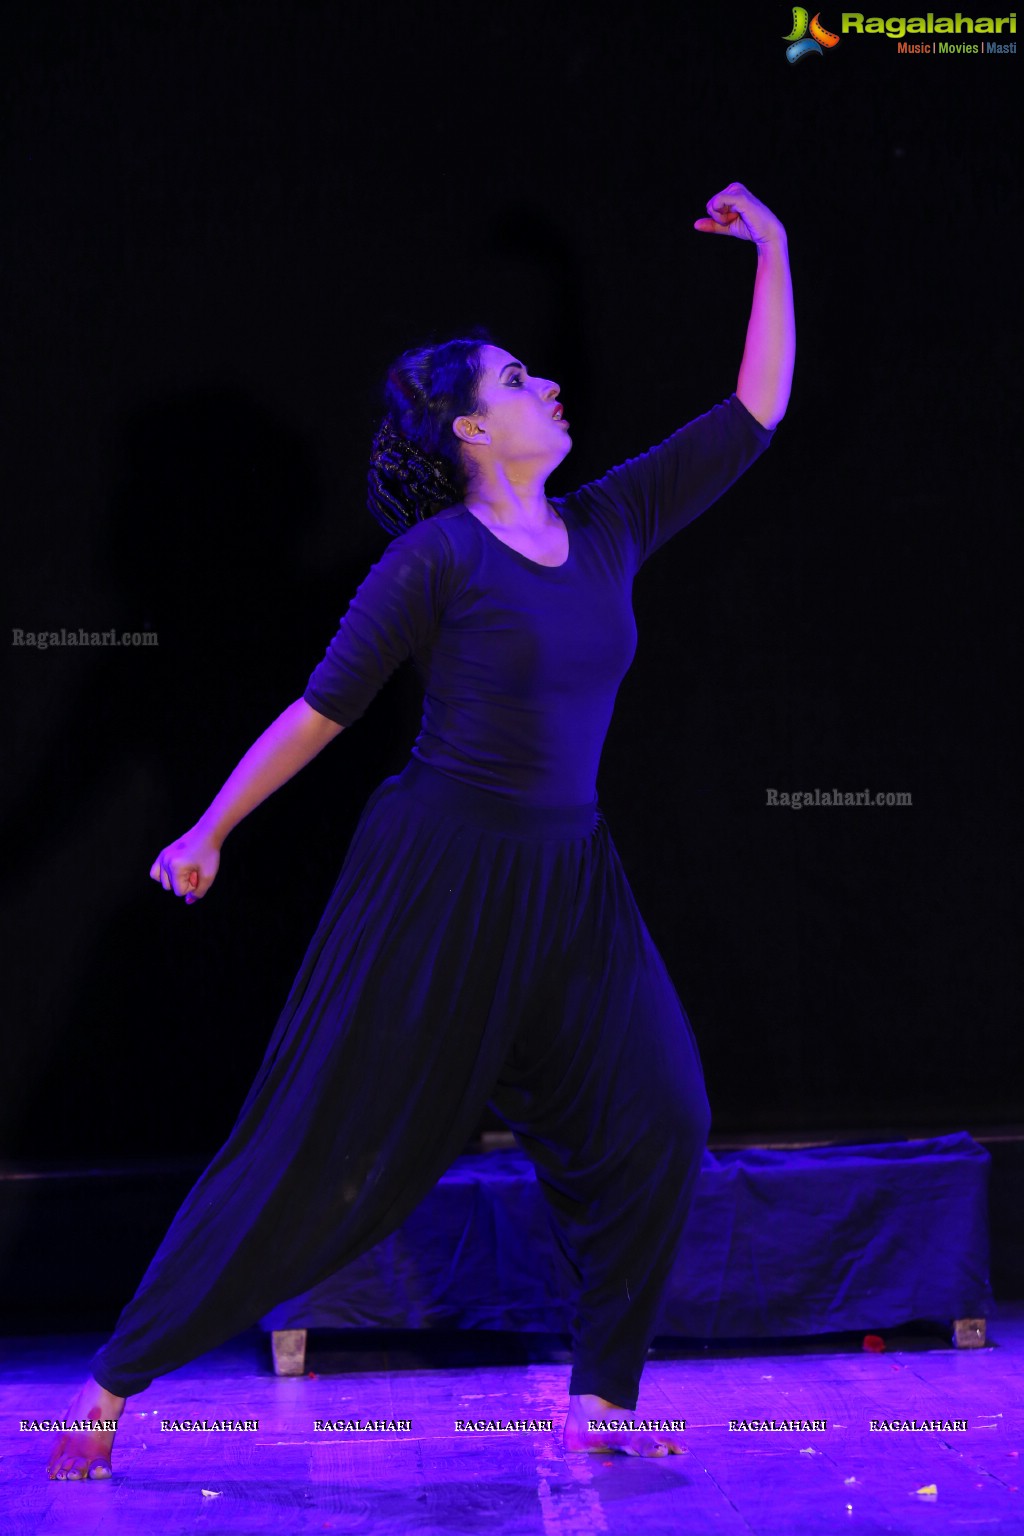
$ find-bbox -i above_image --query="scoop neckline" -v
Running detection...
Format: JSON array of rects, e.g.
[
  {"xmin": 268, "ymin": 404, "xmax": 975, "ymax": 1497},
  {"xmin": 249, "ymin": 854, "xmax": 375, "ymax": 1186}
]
[{"xmin": 460, "ymin": 501, "xmax": 573, "ymax": 574}]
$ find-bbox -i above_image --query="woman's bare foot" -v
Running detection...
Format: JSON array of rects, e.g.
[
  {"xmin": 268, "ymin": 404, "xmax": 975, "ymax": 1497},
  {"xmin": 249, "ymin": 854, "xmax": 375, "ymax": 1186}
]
[
  {"xmin": 563, "ymin": 1393, "xmax": 686, "ymax": 1456},
  {"xmin": 45, "ymin": 1376, "xmax": 125, "ymax": 1480}
]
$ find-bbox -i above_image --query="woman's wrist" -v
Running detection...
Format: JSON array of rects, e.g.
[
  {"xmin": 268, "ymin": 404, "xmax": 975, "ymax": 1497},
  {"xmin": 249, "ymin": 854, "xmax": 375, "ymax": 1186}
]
[
  {"xmin": 755, "ymin": 226, "xmax": 788, "ymax": 256},
  {"xmin": 194, "ymin": 813, "xmax": 228, "ymax": 850}
]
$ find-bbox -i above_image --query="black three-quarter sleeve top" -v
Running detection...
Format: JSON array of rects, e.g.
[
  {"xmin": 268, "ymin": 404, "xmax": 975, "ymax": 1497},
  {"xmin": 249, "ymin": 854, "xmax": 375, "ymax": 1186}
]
[{"xmin": 304, "ymin": 393, "xmax": 776, "ymax": 806}]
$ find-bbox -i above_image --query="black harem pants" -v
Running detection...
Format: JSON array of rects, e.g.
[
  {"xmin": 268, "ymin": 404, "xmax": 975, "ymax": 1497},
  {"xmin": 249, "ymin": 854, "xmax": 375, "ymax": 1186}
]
[{"xmin": 90, "ymin": 757, "xmax": 712, "ymax": 1411}]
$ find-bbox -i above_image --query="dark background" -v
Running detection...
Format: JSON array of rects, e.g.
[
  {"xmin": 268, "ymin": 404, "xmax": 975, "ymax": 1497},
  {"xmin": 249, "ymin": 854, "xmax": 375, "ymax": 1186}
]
[{"xmin": 2, "ymin": 0, "xmax": 1020, "ymax": 1165}]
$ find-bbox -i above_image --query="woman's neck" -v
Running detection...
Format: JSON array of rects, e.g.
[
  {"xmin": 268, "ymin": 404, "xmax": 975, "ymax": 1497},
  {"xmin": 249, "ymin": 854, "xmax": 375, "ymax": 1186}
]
[{"xmin": 463, "ymin": 470, "xmax": 554, "ymax": 530}]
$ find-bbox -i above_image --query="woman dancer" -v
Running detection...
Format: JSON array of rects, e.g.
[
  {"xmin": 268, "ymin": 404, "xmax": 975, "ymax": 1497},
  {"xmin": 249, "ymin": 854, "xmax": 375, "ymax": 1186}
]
[{"xmin": 47, "ymin": 183, "xmax": 793, "ymax": 1475}]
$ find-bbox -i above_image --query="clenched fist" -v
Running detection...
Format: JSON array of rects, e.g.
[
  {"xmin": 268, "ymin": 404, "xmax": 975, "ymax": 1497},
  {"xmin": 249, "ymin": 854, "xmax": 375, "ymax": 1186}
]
[{"xmin": 149, "ymin": 828, "xmax": 221, "ymax": 905}]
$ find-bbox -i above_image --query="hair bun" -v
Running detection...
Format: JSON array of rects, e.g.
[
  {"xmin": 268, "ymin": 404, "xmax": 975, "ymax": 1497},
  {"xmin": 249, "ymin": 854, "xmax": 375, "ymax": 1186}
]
[
  {"xmin": 365, "ymin": 335, "xmax": 491, "ymax": 537},
  {"xmin": 367, "ymin": 416, "xmax": 462, "ymax": 537}
]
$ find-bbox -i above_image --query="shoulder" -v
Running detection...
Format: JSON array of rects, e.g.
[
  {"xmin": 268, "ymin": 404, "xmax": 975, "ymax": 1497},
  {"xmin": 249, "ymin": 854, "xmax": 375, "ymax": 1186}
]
[
  {"xmin": 403, "ymin": 504, "xmax": 480, "ymax": 567},
  {"xmin": 368, "ymin": 505, "xmax": 475, "ymax": 608},
  {"xmin": 552, "ymin": 394, "xmax": 777, "ymax": 569},
  {"xmin": 378, "ymin": 507, "xmax": 465, "ymax": 564},
  {"xmin": 565, "ymin": 394, "xmax": 775, "ymax": 503}
]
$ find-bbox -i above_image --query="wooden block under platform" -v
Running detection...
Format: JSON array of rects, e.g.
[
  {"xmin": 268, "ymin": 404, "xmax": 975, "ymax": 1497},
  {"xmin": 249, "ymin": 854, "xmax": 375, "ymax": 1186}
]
[
  {"xmin": 271, "ymin": 1327, "xmax": 308, "ymax": 1375},
  {"xmin": 953, "ymin": 1316, "xmax": 987, "ymax": 1347}
]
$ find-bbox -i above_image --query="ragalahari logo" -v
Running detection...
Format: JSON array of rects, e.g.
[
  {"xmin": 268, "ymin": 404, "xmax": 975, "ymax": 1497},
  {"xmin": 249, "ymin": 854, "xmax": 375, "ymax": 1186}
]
[{"xmin": 783, "ymin": 9, "xmax": 841, "ymax": 61}]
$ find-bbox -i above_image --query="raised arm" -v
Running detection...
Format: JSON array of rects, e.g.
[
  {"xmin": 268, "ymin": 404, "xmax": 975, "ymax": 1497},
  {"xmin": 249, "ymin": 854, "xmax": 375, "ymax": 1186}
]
[{"xmin": 694, "ymin": 183, "xmax": 795, "ymax": 431}]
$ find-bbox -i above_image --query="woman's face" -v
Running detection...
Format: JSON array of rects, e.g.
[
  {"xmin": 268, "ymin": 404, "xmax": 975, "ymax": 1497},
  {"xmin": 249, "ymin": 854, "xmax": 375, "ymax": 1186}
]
[{"xmin": 453, "ymin": 344, "xmax": 571, "ymax": 480}]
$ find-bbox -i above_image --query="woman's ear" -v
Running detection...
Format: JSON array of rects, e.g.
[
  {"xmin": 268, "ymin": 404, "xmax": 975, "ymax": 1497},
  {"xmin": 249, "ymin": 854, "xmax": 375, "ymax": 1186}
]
[{"xmin": 452, "ymin": 416, "xmax": 490, "ymax": 447}]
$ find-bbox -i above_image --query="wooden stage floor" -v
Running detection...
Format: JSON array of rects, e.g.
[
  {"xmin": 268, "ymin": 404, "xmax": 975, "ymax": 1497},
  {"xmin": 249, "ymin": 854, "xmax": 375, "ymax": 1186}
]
[{"xmin": 3, "ymin": 1307, "xmax": 1022, "ymax": 1534}]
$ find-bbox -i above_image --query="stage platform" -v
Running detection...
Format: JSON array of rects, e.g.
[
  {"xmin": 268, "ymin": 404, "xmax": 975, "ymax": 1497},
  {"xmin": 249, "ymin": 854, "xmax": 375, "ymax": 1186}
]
[
  {"xmin": 1, "ymin": 1128, "xmax": 1016, "ymax": 1532},
  {"xmin": 5, "ymin": 1309, "xmax": 1022, "ymax": 1534},
  {"xmin": 259, "ymin": 1133, "xmax": 994, "ymax": 1370}
]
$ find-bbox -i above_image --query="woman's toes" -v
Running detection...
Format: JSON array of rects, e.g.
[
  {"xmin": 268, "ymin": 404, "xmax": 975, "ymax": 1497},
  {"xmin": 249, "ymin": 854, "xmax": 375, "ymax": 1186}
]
[{"xmin": 53, "ymin": 1455, "xmax": 100, "ymax": 1479}]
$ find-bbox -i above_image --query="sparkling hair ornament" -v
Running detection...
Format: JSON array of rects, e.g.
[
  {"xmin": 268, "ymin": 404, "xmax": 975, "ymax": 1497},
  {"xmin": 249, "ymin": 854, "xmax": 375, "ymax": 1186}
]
[
  {"xmin": 365, "ymin": 334, "xmax": 491, "ymax": 537},
  {"xmin": 366, "ymin": 415, "xmax": 462, "ymax": 537}
]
